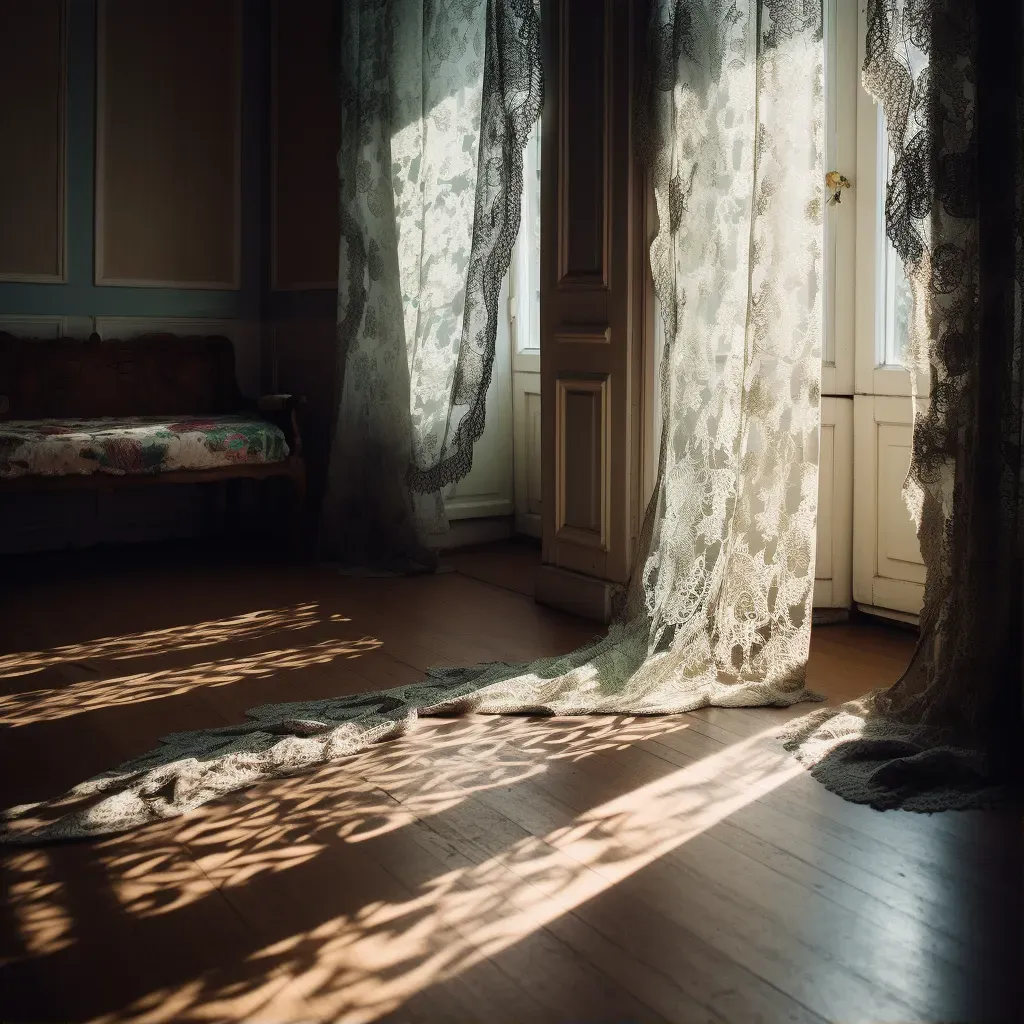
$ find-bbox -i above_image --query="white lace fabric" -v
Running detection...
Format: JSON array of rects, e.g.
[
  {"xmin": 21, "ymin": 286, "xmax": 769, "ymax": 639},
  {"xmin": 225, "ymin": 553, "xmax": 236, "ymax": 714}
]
[{"xmin": 318, "ymin": 0, "xmax": 542, "ymax": 571}]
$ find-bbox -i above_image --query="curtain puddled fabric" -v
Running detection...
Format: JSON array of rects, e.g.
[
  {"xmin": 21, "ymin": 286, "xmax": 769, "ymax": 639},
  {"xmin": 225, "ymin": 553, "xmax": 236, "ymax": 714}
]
[
  {"xmin": 783, "ymin": 0, "xmax": 1023, "ymax": 810},
  {"xmin": 318, "ymin": 0, "xmax": 542, "ymax": 572},
  {"xmin": 0, "ymin": 0, "xmax": 826, "ymax": 844}
]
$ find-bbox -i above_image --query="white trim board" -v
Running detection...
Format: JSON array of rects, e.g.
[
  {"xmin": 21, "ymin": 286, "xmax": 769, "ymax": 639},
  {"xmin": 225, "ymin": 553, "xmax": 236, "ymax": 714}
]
[{"xmin": 0, "ymin": 315, "xmax": 67, "ymax": 339}]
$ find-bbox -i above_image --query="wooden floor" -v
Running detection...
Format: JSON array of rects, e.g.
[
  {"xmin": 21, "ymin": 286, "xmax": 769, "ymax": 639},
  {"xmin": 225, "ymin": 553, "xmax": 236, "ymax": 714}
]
[{"xmin": 0, "ymin": 542, "xmax": 1019, "ymax": 1023}]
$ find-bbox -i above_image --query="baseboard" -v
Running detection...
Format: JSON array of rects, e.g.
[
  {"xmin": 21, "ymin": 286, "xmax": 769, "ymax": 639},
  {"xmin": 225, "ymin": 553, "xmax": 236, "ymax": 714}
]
[
  {"xmin": 428, "ymin": 516, "xmax": 513, "ymax": 550},
  {"xmin": 855, "ymin": 602, "xmax": 920, "ymax": 627},
  {"xmin": 535, "ymin": 564, "xmax": 613, "ymax": 624},
  {"xmin": 812, "ymin": 607, "xmax": 851, "ymax": 625}
]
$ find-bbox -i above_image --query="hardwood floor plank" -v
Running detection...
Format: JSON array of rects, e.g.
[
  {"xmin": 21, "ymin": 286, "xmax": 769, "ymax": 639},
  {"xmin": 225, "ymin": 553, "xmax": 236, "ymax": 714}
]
[
  {"xmin": 356, "ymin": 757, "xmax": 811, "ymax": 1024},
  {"xmin": 0, "ymin": 543, "xmax": 1017, "ymax": 1024}
]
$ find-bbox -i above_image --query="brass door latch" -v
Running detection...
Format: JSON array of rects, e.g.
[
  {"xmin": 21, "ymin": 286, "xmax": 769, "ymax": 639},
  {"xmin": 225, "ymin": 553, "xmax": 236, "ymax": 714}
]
[{"xmin": 826, "ymin": 171, "xmax": 851, "ymax": 205}]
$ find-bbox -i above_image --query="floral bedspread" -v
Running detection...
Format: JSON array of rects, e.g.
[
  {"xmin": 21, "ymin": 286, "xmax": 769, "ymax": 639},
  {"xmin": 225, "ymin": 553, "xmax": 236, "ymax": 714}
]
[{"xmin": 0, "ymin": 415, "xmax": 289, "ymax": 479}]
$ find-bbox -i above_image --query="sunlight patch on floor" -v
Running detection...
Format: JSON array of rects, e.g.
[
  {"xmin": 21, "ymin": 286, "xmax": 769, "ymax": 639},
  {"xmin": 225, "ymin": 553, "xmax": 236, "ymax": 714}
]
[
  {"xmin": 0, "ymin": 637, "xmax": 382, "ymax": 726},
  {"xmin": 3, "ymin": 687, "xmax": 809, "ymax": 1023},
  {"xmin": 2, "ymin": 850, "xmax": 76, "ymax": 958},
  {"xmin": 79, "ymin": 719, "xmax": 805, "ymax": 1023},
  {"xmin": 0, "ymin": 604, "xmax": 333, "ymax": 678},
  {"xmin": 260, "ymin": 725, "xmax": 804, "ymax": 1023}
]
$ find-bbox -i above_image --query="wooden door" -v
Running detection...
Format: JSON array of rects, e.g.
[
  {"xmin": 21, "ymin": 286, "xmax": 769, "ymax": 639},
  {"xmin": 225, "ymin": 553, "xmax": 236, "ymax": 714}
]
[{"xmin": 536, "ymin": 0, "xmax": 648, "ymax": 623}]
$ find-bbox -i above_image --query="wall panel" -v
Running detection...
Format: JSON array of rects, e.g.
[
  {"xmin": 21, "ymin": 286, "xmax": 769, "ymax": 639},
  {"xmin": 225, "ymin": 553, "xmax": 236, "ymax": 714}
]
[
  {"xmin": 557, "ymin": 0, "xmax": 609, "ymax": 286},
  {"xmin": 272, "ymin": 0, "xmax": 340, "ymax": 290},
  {"xmin": 96, "ymin": 0, "xmax": 241, "ymax": 288},
  {"xmin": 853, "ymin": 394, "xmax": 925, "ymax": 617},
  {"xmin": 813, "ymin": 396, "xmax": 853, "ymax": 610},
  {"xmin": 0, "ymin": 1, "xmax": 65, "ymax": 282},
  {"xmin": 0, "ymin": 315, "xmax": 65, "ymax": 340}
]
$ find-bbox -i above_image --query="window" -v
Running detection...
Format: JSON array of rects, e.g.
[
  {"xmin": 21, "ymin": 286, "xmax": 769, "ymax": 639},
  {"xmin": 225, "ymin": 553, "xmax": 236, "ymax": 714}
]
[{"xmin": 879, "ymin": 124, "xmax": 914, "ymax": 368}]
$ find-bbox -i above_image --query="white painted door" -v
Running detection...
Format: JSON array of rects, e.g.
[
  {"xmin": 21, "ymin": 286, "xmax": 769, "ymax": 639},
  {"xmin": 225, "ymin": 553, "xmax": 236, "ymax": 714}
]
[
  {"xmin": 849, "ymin": 0, "xmax": 927, "ymax": 619},
  {"xmin": 812, "ymin": 0, "xmax": 925, "ymax": 619},
  {"xmin": 450, "ymin": 0, "xmax": 922, "ymax": 625},
  {"xmin": 645, "ymin": 2, "xmax": 922, "ymax": 620}
]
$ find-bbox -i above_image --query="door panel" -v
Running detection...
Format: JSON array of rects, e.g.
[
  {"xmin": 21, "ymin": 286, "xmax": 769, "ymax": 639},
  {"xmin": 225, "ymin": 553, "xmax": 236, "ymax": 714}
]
[
  {"xmin": 853, "ymin": 394, "xmax": 925, "ymax": 615},
  {"xmin": 876, "ymin": 425, "xmax": 926, "ymax": 581},
  {"xmin": 813, "ymin": 397, "xmax": 853, "ymax": 609},
  {"xmin": 513, "ymin": 371, "xmax": 542, "ymax": 536}
]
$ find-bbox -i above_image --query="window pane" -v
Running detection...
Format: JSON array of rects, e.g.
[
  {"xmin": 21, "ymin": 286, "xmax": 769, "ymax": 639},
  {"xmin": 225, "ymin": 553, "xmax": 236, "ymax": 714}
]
[
  {"xmin": 513, "ymin": 119, "xmax": 541, "ymax": 354},
  {"xmin": 878, "ymin": 104, "xmax": 924, "ymax": 369},
  {"xmin": 885, "ymin": 243, "xmax": 912, "ymax": 366}
]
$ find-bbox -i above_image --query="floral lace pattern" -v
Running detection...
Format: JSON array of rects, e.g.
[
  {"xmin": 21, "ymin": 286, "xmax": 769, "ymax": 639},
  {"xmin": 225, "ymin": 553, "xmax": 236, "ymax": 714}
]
[
  {"xmin": 318, "ymin": 0, "xmax": 542, "ymax": 570},
  {"xmin": 0, "ymin": 1, "xmax": 829, "ymax": 845},
  {"xmin": 637, "ymin": 0, "xmax": 825, "ymax": 694},
  {"xmin": 782, "ymin": 0, "xmax": 1023, "ymax": 810}
]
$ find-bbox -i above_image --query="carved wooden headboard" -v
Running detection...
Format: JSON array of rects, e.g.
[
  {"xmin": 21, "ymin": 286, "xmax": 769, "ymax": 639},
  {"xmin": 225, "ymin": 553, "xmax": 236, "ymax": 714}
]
[{"xmin": 0, "ymin": 332, "xmax": 244, "ymax": 420}]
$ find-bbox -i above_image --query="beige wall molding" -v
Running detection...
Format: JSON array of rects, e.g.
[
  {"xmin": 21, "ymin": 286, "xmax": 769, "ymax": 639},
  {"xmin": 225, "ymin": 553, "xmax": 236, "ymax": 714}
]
[
  {"xmin": 0, "ymin": 0, "xmax": 67, "ymax": 283},
  {"xmin": 270, "ymin": 0, "xmax": 340, "ymax": 291},
  {"xmin": 94, "ymin": 0, "xmax": 242, "ymax": 290},
  {"xmin": 0, "ymin": 315, "xmax": 67, "ymax": 339}
]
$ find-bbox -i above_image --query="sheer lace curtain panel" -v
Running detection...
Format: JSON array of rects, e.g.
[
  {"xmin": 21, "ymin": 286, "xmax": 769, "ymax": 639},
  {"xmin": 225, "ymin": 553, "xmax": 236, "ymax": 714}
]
[{"xmin": 318, "ymin": 0, "xmax": 542, "ymax": 573}]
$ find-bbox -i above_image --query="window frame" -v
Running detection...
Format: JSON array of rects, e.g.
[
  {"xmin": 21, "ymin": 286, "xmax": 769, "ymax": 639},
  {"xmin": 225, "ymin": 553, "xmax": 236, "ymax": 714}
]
[
  {"xmin": 852, "ymin": 0, "xmax": 929, "ymax": 399},
  {"xmin": 822, "ymin": 0, "xmax": 856, "ymax": 397},
  {"xmin": 509, "ymin": 119, "xmax": 541, "ymax": 375}
]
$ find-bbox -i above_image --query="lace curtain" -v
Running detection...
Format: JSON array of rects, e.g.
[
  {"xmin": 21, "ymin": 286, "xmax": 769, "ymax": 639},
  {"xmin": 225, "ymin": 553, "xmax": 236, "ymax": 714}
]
[
  {"xmin": 318, "ymin": 0, "xmax": 542, "ymax": 572},
  {"xmin": 0, "ymin": 0, "xmax": 828, "ymax": 843},
  {"xmin": 783, "ymin": 0, "xmax": 1023, "ymax": 810}
]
